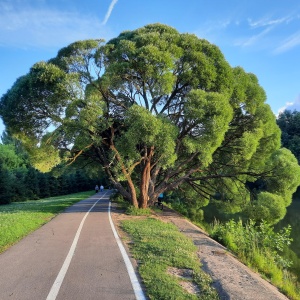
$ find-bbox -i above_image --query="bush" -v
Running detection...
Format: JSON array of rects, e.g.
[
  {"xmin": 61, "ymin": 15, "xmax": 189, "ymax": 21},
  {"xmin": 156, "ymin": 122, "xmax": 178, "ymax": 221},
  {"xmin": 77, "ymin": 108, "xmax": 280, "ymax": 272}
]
[
  {"xmin": 210, "ymin": 219, "xmax": 300, "ymax": 299},
  {"xmin": 211, "ymin": 219, "xmax": 292, "ymax": 266}
]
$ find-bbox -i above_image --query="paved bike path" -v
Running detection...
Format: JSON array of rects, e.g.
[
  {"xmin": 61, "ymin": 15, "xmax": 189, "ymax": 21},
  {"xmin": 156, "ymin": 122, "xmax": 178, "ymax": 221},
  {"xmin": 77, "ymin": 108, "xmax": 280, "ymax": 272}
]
[{"xmin": 0, "ymin": 191, "xmax": 142, "ymax": 300}]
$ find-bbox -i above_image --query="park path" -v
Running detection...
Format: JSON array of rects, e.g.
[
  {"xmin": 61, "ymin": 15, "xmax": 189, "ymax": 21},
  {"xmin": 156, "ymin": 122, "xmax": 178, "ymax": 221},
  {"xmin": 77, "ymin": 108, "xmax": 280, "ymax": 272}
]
[{"xmin": 0, "ymin": 191, "xmax": 144, "ymax": 300}]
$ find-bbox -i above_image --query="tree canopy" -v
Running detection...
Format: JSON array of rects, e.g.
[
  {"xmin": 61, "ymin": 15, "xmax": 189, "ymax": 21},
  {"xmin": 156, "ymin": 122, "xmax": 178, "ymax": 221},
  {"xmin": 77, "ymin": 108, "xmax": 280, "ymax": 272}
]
[
  {"xmin": 1, "ymin": 23, "xmax": 300, "ymax": 223},
  {"xmin": 277, "ymin": 109, "xmax": 300, "ymax": 164}
]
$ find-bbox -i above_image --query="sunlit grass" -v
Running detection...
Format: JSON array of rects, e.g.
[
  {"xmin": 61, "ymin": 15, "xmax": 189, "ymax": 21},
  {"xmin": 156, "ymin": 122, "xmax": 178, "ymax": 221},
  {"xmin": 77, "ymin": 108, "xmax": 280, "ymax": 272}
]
[
  {"xmin": 121, "ymin": 217, "xmax": 219, "ymax": 300},
  {"xmin": 0, "ymin": 191, "xmax": 93, "ymax": 253},
  {"xmin": 209, "ymin": 219, "xmax": 300, "ymax": 300}
]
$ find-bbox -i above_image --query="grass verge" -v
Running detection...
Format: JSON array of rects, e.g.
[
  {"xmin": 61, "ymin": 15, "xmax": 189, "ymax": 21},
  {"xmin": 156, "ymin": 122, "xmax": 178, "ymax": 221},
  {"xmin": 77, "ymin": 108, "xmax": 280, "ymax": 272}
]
[
  {"xmin": 0, "ymin": 191, "xmax": 93, "ymax": 253},
  {"xmin": 121, "ymin": 217, "xmax": 219, "ymax": 300}
]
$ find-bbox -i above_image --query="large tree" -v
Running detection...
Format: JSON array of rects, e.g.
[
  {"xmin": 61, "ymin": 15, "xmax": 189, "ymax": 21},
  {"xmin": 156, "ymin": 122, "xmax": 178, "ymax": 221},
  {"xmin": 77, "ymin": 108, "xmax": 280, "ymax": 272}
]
[{"xmin": 1, "ymin": 24, "xmax": 300, "ymax": 221}]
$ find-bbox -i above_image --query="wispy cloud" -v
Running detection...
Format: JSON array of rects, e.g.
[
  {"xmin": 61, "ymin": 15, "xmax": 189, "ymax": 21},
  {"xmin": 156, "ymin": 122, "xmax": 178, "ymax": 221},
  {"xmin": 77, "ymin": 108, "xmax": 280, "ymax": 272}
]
[
  {"xmin": 193, "ymin": 19, "xmax": 232, "ymax": 42},
  {"xmin": 0, "ymin": 2, "xmax": 111, "ymax": 49},
  {"xmin": 274, "ymin": 30, "xmax": 300, "ymax": 54},
  {"xmin": 248, "ymin": 15, "xmax": 293, "ymax": 28},
  {"xmin": 237, "ymin": 26, "xmax": 274, "ymax": 47},
  {"xmin": 236, "ymin": 14, "xmax": 300, "ymax": 49},
  {"xmin": 102, "ymin": 0, "xmax": 118, "ymax": 25}
]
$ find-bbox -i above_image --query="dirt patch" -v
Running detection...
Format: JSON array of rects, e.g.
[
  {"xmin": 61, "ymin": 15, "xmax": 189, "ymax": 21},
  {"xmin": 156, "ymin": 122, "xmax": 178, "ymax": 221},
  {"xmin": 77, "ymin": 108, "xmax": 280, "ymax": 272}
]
[
  {"xmin": 167, "ymin": 267, "xmax": 200, "ymax": 295},
  {"xmin": 110, "ymin": 204, "xmax": 289, "ymax": 300}
]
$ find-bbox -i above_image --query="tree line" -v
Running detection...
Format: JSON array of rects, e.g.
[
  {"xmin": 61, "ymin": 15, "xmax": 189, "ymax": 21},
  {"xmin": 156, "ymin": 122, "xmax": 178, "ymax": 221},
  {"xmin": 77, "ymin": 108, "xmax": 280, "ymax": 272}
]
[
  {"xmin": 0, "ymin": 134, "xmax": 103, "ymax": 205},
  {"xmin": 277, "ymin": 109, "xmax": 300, "ymax": 164}
]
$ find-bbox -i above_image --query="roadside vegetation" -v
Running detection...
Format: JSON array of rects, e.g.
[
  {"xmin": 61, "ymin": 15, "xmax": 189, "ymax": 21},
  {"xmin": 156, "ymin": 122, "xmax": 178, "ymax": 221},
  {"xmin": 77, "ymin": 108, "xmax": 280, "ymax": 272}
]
[
  {"xmin": 0, "ymin": 191, "xmax": 93, "ymax": 253},
  {"xmin": 121, "ymin": 217, "xmax": 219, "ymax": 300},
  {"xmin": 209, "ymin": 219, "xmax": 300, "ymax": 300},
  {"xmin": 162, "ymin": 193, "xmax": 300, "ymax": 299},
  {"xmin": 113, "ymin": 192, "xmax": 300, "ymax": 300},
  {"xmin": 111, "ymin": 192, "xmax": 218, "ymax": 299}
]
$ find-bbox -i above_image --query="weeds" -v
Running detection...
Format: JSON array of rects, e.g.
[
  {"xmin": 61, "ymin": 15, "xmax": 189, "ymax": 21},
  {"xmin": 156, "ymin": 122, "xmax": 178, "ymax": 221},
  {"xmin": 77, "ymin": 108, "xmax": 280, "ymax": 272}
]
[{"xmin": 210, "ymin": 218, "xmax": 300, "ymax": 299}]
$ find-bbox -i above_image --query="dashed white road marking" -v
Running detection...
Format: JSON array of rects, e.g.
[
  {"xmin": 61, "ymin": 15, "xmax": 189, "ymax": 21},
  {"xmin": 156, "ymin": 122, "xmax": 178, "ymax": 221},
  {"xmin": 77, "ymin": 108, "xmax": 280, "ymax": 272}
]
[
  {"xmin": 46, "ymin": 193, "xmax": 106, "ymax": 300},
  {"xmin": 108, "ymin": 201, "xmax": 146, "ymax": 300}
]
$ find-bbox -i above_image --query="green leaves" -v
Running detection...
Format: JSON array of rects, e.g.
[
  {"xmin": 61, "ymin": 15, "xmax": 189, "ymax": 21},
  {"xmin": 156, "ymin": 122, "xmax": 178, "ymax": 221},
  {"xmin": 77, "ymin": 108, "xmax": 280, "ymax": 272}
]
[
  {"xmin": 277, "ymin": 110, "xmax": 300, "ymax": 164},
  {"xmin": 1, "ymin": 23, "xmax": 299, "ymax": 214},
  {"xmin": 117, "ymin": 105, "xmax": 178, "ymax": 168},
  {"xmin": 265, "ymin": 148, "xmax": 300, "ymax": 206},
  {"xmin": 182, "ymin": 90, "xmax": 232, "ymax": 165}
]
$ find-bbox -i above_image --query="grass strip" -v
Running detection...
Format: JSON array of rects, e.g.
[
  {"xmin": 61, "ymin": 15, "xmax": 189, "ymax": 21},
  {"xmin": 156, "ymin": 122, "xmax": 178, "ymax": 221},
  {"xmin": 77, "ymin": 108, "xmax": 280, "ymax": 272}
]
[
  {"xmin": 0, "ymin": 191, "xmax": 93, "ymax": 253},
  {"xmin": 121, "ymin": 217, "xmax": 219, "ymax": 300}
]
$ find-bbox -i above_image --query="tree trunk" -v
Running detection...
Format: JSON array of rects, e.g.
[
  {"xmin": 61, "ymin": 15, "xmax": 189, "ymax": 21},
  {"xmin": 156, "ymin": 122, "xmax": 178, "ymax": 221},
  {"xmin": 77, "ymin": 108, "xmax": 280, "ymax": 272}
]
[
  {"xmin": 127, "ymin": 180, "xmax": 139, "ymax": 207},
  {"xmin": 138, "ymin": 146, "xmax": 154, "ymax": 208},
  {"xmin": 109, "ymin": 144, "xmax": 139, "ymax": 208}
]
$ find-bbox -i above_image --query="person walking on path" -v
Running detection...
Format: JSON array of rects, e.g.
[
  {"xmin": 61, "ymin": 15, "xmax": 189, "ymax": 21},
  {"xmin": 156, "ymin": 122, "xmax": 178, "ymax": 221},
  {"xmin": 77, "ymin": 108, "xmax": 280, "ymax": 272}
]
[
  {"xmin": 95, "ymin": 184, "xmax": 99, "ymax": 193},
  {"xmin": 100, "ymin": 185, "xmax": 104, "ymax": 192}
]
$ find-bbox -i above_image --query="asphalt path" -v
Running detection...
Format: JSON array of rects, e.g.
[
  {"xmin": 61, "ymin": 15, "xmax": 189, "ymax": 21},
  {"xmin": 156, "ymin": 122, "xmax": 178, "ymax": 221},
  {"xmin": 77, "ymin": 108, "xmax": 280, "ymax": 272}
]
[{"xmin": 0, "ymin": 191, "xmax": 145, "ymax": 300}]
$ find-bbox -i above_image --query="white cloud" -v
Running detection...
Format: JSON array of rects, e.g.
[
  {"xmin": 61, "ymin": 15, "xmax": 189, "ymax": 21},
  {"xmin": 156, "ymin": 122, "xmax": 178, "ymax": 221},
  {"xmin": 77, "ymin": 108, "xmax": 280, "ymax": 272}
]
[
  {"xmin": 277, "ymin": 95, "xmax": 300, "ymax": 115},
  {"xmin": 0, "ymin": 2, "xmax": 111, "ymax": 49},
  {"xmin": 274, "ymin": 31, "xmax": 300, "ymax": 54},
  {"xmin": 248, "ymin": 15, "xmax": 293, "ymax": 28},
  {"xmin": 236, "ymin": 14, "xmax": 300, "ymax": 49},
  {"xmin": 102, "ymin": 0, "xmax": 118, "ymax": 25}
]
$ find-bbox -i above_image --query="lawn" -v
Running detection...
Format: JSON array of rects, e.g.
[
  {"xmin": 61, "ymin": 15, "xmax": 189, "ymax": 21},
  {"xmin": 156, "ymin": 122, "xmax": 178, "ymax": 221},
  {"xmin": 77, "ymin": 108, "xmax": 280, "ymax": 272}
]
[{"xmin": 0, "ymin": 191, "xmax": 93, "ymax": 253}]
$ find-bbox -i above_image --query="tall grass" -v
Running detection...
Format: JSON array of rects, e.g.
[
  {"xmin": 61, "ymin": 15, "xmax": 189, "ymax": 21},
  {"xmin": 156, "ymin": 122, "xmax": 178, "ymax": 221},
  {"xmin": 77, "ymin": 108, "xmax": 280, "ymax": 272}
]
[
  {"xmin": 210, "ymin": 219, "xmax": 300, "ymax": 300},
  {"xmin": 0, "ymin": 191, "xmax": 93, "ymax": 253}
]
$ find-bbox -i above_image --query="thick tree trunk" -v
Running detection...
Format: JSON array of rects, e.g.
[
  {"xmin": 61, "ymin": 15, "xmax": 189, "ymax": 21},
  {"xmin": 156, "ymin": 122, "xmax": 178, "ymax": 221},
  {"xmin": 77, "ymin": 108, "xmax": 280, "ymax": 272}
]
[
  {"xmin": 127, "ymin": 180, "xmax": 139, "ymax": 207},
  {"xmin": 109, "ymin": 144, "xmax": 139, "ymax": 208},
  {"xmin": 139, "ymin": 161, "xmax": 151, "ymax": 208},
  {"xmin": 138, "ymin": 147, "xmax": 154, "ymax": 208}
]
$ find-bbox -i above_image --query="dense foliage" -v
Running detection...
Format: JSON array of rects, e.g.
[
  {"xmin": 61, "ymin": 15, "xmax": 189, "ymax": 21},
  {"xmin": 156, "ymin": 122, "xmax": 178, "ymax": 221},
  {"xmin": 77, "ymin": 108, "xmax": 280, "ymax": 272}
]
[
  {"xmin": 0, "ymin": 136, "xmax": 102, "ymax": 205},
  {"xmin": 1, "ymin": 24, "xmax": 300, "ymax": 223},
  {"xmin": 210, "ymin": 219, "xmax": 300, "ymax": 299},
  {"xmin": 277, "ymin": 110, "xmax": 300, "ymax": 164}
]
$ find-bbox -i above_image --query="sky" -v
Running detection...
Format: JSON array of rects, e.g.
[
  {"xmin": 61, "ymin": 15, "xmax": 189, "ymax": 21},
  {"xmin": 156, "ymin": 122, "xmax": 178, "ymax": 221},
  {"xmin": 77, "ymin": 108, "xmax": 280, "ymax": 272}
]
[{"xmin": 1, "ymin": 0, "xmax": 300, "ymax": 136}]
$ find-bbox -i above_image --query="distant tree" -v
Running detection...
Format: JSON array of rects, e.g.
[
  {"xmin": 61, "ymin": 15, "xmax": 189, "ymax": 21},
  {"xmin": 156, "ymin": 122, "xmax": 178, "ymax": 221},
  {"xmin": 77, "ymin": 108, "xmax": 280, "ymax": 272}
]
[
  {"xmin": 0, "ymin": 144, "xmax": 24, "ymax": 171},
  {"xmin": 24, "ymin": 167, "xmax": 40, "ymax": 199},
  {"xmin": 277, "ymin": 110, "xmax": 300, "ymax": 163},
  {"xmin": 38, "ymin": 172, "xmax": 51, "ymax": 198},
  {"xmin": 48, "ymin": 176, "xmax": 59, "ymax": 196},
  {"xmin": 1, "ymin": 24, "xmax": 300, "ymax": 223},
  {"xmin": 11, "ymin": 168, "xmax": 27, "ymax": 201},
  {"xmin": 0, "ymin": 168, "xmax": 13, "ymax": 204}
]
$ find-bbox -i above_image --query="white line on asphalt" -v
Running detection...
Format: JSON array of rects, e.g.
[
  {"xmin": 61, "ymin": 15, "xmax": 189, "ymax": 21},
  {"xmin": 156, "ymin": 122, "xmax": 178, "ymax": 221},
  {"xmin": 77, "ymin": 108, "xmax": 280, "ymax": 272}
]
[
  {"xmin": 46, "ymin": 193, "xmax": 107, "ymax": 300},
  {"xmin": 108, "ymin": 202, "xmax": 146, "ymax": 300}
]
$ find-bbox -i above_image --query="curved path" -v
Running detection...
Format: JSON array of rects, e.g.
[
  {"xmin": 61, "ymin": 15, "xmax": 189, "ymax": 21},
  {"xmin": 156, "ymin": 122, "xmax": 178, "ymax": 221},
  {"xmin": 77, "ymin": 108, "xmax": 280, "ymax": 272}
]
[{"xmin": 0, "ymin": 191, "xmax": 145, "ymax": 300}]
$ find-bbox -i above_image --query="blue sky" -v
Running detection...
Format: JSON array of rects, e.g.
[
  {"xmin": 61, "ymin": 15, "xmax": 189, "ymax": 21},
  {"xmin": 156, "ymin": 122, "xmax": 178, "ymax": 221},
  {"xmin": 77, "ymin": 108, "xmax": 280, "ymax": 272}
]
[{"xmin": 1, "ymin": 0, "xmax": 300, "ymax": 135}]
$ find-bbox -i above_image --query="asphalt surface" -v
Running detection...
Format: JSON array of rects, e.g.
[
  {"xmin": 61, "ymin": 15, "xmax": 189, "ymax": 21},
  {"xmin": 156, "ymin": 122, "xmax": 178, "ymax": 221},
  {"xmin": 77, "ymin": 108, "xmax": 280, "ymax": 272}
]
[{"xmin": 0, "ymin": 191, "xmax": 139, "ymax": 300}]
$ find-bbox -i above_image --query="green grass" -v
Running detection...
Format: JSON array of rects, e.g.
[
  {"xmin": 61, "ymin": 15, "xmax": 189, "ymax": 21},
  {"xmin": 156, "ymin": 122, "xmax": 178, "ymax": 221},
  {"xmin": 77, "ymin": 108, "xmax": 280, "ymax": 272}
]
[
  {"xmin": 0, "ymin": 191, "xmax": 93, "ymax": 253},
  {"xmin": 209, "ymin": 219, "xmax": 300, "ymax": 300},
  {"xmin": 121, "ymin": 217, "xmax": 219, "ymax": 300}
]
